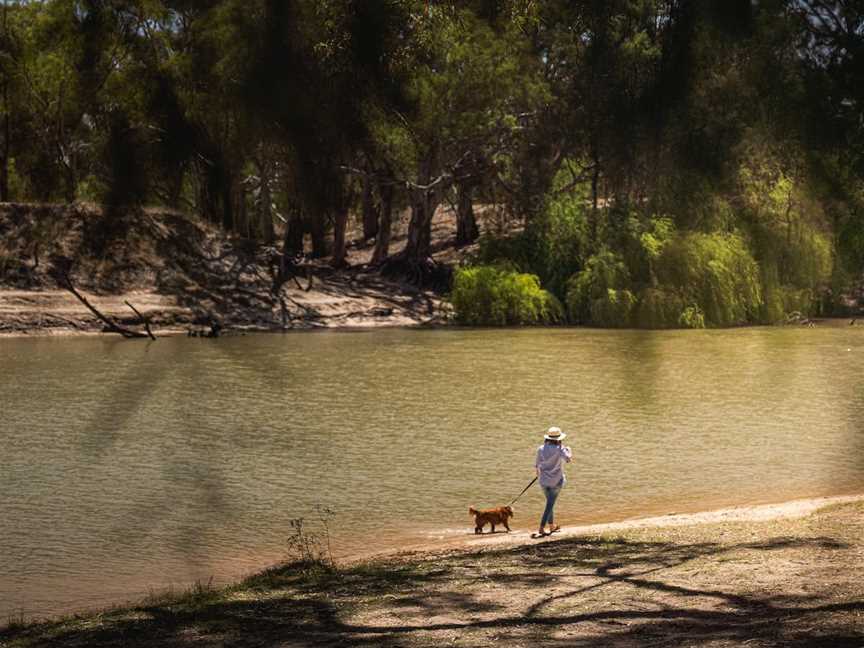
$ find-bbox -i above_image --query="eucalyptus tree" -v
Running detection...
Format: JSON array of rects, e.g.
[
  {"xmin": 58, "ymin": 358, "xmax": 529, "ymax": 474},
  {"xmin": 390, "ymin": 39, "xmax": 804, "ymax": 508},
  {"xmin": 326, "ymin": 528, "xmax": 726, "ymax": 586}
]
[
  {"xmin": 0, "ymin": 0, "xmax": 119, "ymax": 200},
  {"xmin": 375, "ymin": 3, "xmax": 546, "ymax": 270}
]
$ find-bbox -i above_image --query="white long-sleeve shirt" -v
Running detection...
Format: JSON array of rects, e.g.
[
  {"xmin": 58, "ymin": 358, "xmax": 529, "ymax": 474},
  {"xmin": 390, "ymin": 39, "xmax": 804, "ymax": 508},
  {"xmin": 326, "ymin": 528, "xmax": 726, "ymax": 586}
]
[{"xmin": 535, "ymin": 443, "xmax": 572, "ymax": 487}]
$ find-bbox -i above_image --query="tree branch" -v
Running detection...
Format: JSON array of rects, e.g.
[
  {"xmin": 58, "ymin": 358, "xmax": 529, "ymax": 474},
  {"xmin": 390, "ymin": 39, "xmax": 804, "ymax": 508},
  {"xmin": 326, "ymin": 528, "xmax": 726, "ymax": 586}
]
[
  {"xmin": 124, "ymin": 300, "xmax": 157, "ymax": 340},
  {"xmin": 58, "ymin": 272, "xmax": 149, "ymax": 339}
]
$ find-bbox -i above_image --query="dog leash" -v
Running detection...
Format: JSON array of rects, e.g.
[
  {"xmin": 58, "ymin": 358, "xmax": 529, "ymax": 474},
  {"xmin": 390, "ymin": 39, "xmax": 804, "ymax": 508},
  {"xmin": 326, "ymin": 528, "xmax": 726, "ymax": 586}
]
[{"xmin": 508, "ymin": 476, "xmax": 538, "ymax": 506}]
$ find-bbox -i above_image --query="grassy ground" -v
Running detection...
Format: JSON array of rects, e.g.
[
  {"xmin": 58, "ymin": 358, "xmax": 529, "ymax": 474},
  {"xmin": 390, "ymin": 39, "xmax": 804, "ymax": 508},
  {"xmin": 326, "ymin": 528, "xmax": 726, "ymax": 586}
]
[{"xmin": 2, "ymin": 500, "xmax": 862, "ymax": 647}]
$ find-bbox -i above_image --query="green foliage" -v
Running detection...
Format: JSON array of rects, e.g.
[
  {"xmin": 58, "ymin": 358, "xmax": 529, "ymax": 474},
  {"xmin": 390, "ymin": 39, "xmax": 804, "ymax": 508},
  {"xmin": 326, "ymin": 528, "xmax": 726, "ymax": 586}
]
[
  {"xmin": 761, "ymin": 286, "xmax": 817, "ymax": 324},
  {"xmin": 738, "ymin": 148, "xmax": 833, "ymax": 292},
  {"xmin": 535, "ymin": 168, "xmax": 592, "ymax": 295},
  {"xmin": 477, "ymin": 162, "xmax": 591, "ymax": 297},
  {"xmin": 477, "ymin": 232, "xmax": 538, "ymax": 273},
  {"xmin": 450, "ymin": 265, "xmax": 563, "ymax": 326},
  {"xmin": 565, "ymin": 250, "xmax": 630, "ymax": 325},
  {"xmin": 656, "ymin": 232, "xmax": 763, "ymax": 327},
  {"xmin": 679, "ymin": 305, "xmax": 706, "ymax": 329},
  {"xmin": 639, "ymin": 217, "xmax": 675, "ymax": 262},
  {"xmin": 635, "ymin": 288, "xmax": 686, "ymax": 329},
  {"xmin": 0, "ymin": 0, "xmax": 861, "ymax": 324},
  {"xmin": 588, "ymin": 288, "xmax": 638, "ymax": 328}
]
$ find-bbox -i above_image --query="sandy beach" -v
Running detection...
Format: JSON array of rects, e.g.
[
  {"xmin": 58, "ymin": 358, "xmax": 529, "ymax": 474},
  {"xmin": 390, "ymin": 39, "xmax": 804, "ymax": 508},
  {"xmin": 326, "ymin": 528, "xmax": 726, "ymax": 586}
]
[{"xmin": 3, "ymin": 493, "xmax": 862, "ymax": 647}]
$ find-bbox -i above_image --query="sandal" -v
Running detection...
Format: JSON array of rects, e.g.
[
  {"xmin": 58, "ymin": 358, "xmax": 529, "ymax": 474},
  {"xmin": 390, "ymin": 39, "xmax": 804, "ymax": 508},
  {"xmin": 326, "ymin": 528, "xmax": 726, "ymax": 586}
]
[{"xmin": 549, "ymin": 525, "xmax": 561, "ymax": 534}]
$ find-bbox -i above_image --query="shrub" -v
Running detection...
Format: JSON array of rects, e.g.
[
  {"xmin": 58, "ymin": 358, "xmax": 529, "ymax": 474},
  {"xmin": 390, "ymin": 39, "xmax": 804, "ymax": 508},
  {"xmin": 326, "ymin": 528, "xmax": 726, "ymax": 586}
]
[
  {"xmin": 477, "ymin": 186, "xmax": 589, "ymax": 299},
  {"xmin": 450, "ymin": 265, "xmax": 564, "ymax": 325},
  {"xmin": 588, "ymin": 288, "xmax": 638, "ymax": 327},
  {"xmin": 657, "ymin": 232, "xmax": 762, "ymax": 326},
  {"xmin": 679, "ymin": 304, "xmax": 706, "ymax": 328},
  {"xmin": 635, "ymin": 288, "xmax": 685, "ymax": 328},
  {"xmin": 538, "ymin": 187, "xmax": 591, "ymax": 296},
  {"xmin": 565, "ymin": 250, "xmax": 630, "ymax": 324},
  {"xmin": 476, "ymin": 232, "xmax": 538, "ymax": 272},
  {"xmin": 762, "ymin": 285, "xmax": 817, "ymax": 323}
]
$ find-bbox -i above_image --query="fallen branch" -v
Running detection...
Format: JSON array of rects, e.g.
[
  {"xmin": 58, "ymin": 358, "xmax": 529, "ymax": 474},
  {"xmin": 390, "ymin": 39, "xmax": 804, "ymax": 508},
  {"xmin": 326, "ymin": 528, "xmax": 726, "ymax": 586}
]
[
  {"xmin": 124, "ymin": 300, "xmax": 157, "ymax": 340},
  {"xmin": 59, "ymin": 273, "xmax": 150, "ymax": 339}
]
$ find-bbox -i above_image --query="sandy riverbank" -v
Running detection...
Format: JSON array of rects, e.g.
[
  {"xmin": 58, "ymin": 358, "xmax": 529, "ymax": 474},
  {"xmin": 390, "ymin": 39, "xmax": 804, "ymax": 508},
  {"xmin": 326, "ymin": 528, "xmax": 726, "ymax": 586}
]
[
  {"xmin": 0, "ymin": 277, "xmax": 444, "ymax": 338},
  {"xmin": 3, "ymin": 494, "xmax": 862, "ymax": 647},
  {"xmin": 0, "ymin": 202, "xmax": 463, "ymax": 337},
  {"xmin": 369, "ymin": 493, "xmax": 864, "ymax": 560}
]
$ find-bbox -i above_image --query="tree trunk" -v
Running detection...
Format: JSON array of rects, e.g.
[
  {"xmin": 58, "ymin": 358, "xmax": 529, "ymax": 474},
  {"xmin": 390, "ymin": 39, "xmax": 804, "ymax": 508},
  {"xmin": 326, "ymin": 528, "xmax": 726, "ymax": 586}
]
[
  {"xmin": 361, "ymin": 176, "xmax": 379, "ymax": 241},
  {"xmin": 590, "ymin": 151, "xmax": 601, "ymax": 244},
  {"xmin": 260, "ymin": 203, "xmax": 275, "ymax": 244},
  {"xmin": 0, "ymin": 77, "xmax": 9, "ymax": 201},
  {"xmin": 308, "ymin": 210, "xmax": 328, "ymax": 259},
  {"xmin": 371, "ymin": 183, "xmax": 394, "ymax": 265},
  {"xmin": 257, "ymin": 162, "xmax": 275, "ymax": 243},
  {"xmin": 166, "ymin": 166, "xmax": 184, "ymax": 209},
  {"xmin": 331, "ymin": 205, "xmax": 349, "ymax": 268},
  {"xmin": 0, "ymin": 1, "xmax": 6, "ymax": 201},
  {"xmin": 403, "ymin": 190, "xmax": 436, "ymax": 260},
  {"xmin": 455, "ymin": 180, "xmax": 479, "ymax": 246},
  {"xmin": 221, "ymin": 172, "xmax": 234, "ymax": 231},
  {"xmin": 403, "ymin": 152, "xmax": 444, "ymax": 262},
  {"xmin": 0, "ymin": 104, "xmax": 8, "ymax": 202},
  {"xmin": 284, "ymin": 206, "xmax": 305, "ymax": 256},
  {"xmin": 200, "ymin": 160, "xmax": 221, "ymax": 224}
]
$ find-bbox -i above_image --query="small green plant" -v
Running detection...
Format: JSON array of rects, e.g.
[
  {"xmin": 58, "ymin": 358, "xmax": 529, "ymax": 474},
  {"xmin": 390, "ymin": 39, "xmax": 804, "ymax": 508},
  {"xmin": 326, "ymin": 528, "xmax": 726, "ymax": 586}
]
[
  {"xmin": 449, "ymin": 265, "xmax": 563, "ymax": 325},
  {"xmin": 678, "ymin": 304, "xmax": 706, "ymax": 329}
]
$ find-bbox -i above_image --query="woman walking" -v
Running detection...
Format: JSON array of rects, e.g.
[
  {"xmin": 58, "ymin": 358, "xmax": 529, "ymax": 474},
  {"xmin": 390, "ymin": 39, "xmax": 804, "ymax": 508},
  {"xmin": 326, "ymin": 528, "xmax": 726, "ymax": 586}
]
[{"xmin": 535, "ymin": 426, "xmax": 572, "ymax": 537}]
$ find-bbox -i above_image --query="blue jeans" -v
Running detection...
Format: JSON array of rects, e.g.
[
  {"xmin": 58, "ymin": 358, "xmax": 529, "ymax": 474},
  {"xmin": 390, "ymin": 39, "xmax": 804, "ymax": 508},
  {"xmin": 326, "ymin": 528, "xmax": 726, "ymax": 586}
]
[{"xmin": 540, "ymin": 481, "xmax": 563, "ymax": 529}]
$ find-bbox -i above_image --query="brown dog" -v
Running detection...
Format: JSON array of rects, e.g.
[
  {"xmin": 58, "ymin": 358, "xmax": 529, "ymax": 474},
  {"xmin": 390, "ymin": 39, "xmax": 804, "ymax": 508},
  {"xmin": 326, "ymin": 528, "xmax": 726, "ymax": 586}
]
[{"xmin": 469, "ymin": 506, "xmax": 513, "ymax": 534}]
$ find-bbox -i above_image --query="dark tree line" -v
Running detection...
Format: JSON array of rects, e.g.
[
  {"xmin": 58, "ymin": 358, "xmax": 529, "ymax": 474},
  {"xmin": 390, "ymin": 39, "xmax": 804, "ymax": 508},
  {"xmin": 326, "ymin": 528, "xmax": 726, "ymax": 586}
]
[{"xmin": 0, "ymin": 1, "xmax": 862, "ymax": 317}]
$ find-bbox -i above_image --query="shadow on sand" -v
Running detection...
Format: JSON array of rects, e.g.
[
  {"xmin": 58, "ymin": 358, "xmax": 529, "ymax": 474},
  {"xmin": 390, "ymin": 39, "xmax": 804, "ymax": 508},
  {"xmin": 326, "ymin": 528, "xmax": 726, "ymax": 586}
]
[{"xmin": 3, "ymin": 530, "xmax": 862, "ymax": 647}]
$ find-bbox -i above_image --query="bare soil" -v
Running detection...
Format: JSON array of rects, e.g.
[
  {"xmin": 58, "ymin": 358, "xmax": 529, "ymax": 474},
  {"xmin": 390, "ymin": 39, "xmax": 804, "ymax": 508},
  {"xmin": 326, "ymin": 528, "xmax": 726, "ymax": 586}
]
[
  {"xmin": 0, "ymin": 202, "xmax": 479, "ymax": 337},
  {"xmin": 2, "ymin": 496, "xmax": 862, "ymax": 647}
]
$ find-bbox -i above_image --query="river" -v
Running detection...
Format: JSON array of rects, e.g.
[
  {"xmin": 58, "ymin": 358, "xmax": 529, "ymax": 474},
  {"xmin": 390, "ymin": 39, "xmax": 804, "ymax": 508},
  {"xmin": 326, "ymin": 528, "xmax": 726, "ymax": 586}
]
[{"xmin": 2, "ymin": 326, "xmax": 863, "ymax": 621}]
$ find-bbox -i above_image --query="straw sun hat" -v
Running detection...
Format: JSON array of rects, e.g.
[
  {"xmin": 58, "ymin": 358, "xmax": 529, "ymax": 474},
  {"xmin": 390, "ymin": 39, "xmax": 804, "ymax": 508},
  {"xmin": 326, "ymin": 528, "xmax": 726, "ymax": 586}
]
[{"xmin": 544, "ymin": 426, "xmax": 567, "ymax": 441}]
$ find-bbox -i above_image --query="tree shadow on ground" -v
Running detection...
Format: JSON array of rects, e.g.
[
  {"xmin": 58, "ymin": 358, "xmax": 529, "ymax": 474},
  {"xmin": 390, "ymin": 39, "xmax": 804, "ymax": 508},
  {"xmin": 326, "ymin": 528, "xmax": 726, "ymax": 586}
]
[{"xmin": 2, "ymin": 534, "xmax": 861, "ymax": 647}]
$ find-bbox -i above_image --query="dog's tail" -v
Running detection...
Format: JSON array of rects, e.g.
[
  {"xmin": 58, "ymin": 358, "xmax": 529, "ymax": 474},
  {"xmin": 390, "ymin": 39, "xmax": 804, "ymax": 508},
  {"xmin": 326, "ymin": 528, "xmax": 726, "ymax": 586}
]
[{"xmin": 468, "ymin": 507, "xmax": 478, "ymax": 516}]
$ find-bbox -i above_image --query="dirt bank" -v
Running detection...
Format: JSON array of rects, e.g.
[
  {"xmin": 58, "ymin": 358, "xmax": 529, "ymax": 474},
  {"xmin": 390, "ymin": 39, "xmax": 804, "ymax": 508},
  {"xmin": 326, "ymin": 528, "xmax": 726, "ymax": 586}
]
[
  {"xmin": 0, "ymin": 202, "xmax": 471, "ymax": 337},
  {"xmin": 2, "ymin": 495, "xmax": 862, "ymax": 647}
]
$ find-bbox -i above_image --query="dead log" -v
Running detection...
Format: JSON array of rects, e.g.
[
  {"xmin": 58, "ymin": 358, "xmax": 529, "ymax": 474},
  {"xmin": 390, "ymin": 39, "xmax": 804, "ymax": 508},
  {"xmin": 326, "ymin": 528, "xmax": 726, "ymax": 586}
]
[{"xmin": 59, "ymin": 273, "xmax": 151, "ymax": 339}]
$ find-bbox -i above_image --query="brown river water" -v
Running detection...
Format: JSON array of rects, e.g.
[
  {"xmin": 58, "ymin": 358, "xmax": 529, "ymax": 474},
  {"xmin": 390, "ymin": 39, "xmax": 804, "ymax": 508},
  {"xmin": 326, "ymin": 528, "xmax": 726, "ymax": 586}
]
[{"xmin": 2, "ymin": 326, "xmax": 864, "ymax": 621}]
